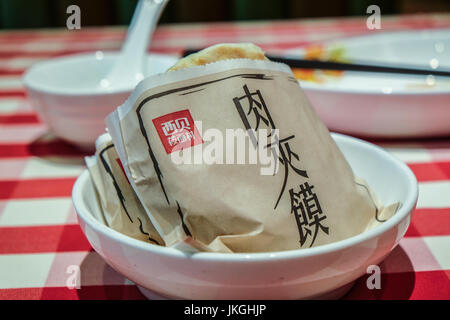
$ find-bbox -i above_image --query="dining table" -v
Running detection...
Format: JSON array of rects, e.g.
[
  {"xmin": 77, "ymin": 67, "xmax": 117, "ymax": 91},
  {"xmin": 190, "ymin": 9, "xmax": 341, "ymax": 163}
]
[{"xmin": 0, "ymin": 13, "xmax": 449, "ymax": 300}]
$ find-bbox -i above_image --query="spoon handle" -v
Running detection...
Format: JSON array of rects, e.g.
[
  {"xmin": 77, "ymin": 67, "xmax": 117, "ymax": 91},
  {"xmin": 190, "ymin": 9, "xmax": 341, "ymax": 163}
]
[{"xmin": 109, "ymin": 0, "xmax": 168, "ymax": 82}]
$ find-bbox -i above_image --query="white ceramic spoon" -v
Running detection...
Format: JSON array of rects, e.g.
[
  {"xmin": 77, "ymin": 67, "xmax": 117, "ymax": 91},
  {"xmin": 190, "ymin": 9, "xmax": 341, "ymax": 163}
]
[{"xmin": 100, "ymin": 0, "xmax": 168, "ymax": 91}]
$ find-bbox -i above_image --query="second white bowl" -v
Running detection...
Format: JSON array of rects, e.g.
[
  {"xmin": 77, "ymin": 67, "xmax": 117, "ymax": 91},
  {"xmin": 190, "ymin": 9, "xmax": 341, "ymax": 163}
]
[{"xmin": 23, "ymin": 52, "xmax": 178, "ymax": 150}]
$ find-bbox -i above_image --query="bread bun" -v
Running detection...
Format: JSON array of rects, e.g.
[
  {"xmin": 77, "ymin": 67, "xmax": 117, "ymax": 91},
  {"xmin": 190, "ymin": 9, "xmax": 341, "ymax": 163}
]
[{"xmin": 168, "ymin": 43, "xmax": 267, "ymax": 71}]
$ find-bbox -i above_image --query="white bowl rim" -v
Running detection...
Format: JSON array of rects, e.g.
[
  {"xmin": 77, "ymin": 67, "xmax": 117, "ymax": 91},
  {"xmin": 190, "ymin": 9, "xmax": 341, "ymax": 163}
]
[
  {"xmin": 299, "ymin": 77, "xmax": 450, "ymax": 96},
  {"xmin": 22, "ymin": 51, "xmax": 179, "ymax": 97},
  {"xmin": 72, "ymin": 132, "xmax": 418, "ymax": 262},
  {"xmin": 299, "ymin": 80, "xmax": 450, "ymax": 96}
]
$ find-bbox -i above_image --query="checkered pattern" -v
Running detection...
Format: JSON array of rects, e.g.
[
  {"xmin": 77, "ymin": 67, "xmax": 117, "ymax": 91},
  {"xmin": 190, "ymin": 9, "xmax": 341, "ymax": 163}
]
[{"xmin": 0, "ymin": 14, "xmax": 449, "ymax": 300}]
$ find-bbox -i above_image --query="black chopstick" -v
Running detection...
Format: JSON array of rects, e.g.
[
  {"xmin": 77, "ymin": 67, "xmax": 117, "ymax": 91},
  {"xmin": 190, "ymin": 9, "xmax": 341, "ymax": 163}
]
[{"xmin": 182, "ymin": 49, "xmax": 450, "ymax": 77}]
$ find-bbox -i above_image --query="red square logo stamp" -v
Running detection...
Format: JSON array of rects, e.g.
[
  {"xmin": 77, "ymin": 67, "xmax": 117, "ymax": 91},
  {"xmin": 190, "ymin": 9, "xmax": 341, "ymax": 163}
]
[{"xmin": 152, "ymin": 109, "xmax": 203, "ymax": 154}]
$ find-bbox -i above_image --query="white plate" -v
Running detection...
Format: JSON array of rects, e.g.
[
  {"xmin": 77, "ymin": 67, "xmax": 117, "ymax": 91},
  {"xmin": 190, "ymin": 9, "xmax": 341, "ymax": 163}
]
[
  {"xmin": 286, "ymin": 29, "xmax": 450, "ymax": 138},
  {"xmin": 72, "ymin": 133, "xmax": 418, "ymax": 300}
]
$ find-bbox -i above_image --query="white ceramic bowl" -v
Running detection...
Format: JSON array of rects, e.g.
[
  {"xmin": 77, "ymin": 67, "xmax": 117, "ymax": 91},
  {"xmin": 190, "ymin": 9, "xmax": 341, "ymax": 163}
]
[
  {"xmin": 23, "ymin": 52, "xmax": 178, "ymax": 150},
  {"xmin": 287, "ymin": 29, "xmax": 450, "ymax": 138},
  {"xmin": 72, "ymin": 133, "xmax": 418, "ymax": 299}
]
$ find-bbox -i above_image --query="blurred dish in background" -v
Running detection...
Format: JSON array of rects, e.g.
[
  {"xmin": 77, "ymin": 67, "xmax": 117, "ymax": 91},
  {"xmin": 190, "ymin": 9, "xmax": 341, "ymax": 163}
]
[{"xmin": 286, "ymin": 29, "xmax": 450, "ymax": 138}]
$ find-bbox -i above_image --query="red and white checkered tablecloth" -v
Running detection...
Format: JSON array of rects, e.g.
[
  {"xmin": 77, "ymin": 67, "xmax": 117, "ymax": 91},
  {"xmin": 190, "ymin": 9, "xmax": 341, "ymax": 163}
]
[{"xmin": 0, "ymin": 13, "xmax": 449, "ymax": 300}]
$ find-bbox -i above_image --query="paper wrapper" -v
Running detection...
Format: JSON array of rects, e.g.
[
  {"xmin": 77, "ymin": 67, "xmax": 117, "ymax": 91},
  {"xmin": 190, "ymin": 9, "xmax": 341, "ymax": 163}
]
[
  {"xmin": 106, "ymin": 58, "xmax": 399, "ymax": 253},
  {"xmin": 85, "ymin": 133, "xmax": 164, "ymax": 246}
]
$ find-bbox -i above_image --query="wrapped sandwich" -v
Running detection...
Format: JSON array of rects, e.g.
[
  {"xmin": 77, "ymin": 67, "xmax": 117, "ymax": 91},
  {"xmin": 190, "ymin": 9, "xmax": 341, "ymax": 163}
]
[
  {"xmin": 104, "ymin": 43, "xmax": 398, "ymax": 253},
  {"xmin": 86, "ymin": 133, "xmax": 164, "ymax": 246}
]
